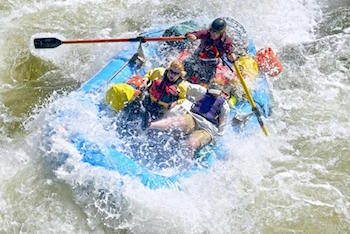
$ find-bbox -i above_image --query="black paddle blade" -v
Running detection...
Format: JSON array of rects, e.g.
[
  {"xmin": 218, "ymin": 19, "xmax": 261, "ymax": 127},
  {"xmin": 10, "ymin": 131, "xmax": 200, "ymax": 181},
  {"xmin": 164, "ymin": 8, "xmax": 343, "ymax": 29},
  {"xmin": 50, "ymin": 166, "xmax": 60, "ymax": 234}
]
[{"xmin": 34, "ymin": 37, "xmax": 62, "ymax": 49}]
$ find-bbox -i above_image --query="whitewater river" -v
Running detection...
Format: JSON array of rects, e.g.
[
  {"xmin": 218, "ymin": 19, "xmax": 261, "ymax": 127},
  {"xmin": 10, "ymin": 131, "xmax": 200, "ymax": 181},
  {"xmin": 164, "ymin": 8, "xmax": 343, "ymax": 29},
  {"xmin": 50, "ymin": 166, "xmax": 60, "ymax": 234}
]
[{"xmin": 0, "ymin": 0, "xmax": 349, "ymax": 233}]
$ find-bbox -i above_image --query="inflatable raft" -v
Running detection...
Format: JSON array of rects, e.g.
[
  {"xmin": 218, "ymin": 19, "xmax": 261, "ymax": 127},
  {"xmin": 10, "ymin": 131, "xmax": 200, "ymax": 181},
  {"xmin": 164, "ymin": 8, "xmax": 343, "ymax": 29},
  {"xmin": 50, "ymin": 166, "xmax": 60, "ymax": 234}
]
[{"xmin": 46, "ymin": 18, "xmax": 278, "ymax": 189}]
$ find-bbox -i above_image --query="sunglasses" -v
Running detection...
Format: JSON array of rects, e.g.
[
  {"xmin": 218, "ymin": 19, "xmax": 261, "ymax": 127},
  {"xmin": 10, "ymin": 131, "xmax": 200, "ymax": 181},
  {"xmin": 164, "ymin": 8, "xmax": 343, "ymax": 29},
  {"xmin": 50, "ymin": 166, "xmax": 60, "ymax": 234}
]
[{"xmin": 169, "ymin": 69, "xmax": 180, "ymax": 76}]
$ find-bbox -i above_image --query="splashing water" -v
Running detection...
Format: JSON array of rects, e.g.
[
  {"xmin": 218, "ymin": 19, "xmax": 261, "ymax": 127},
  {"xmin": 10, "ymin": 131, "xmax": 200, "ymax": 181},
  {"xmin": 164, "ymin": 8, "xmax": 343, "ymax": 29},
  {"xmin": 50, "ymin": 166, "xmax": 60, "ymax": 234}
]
[{"xmin": 0, "ymin": 0, "xmax": 349, "ymax": 232}]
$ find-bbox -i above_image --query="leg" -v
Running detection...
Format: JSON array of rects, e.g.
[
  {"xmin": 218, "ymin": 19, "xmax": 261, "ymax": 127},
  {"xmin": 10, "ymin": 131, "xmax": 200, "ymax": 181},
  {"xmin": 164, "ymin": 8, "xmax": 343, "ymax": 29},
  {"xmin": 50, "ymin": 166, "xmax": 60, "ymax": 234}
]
[
  {"xmin": 141, "ymin": 95, "xmax": 153, "ymax": 129},
  {"xmin": 149, "ymin": 115, "xmax": 186, "ymax": 130},
  {"xmin": 123, "ymin": 100, "xmax": 141, "ymax": 121},
  {"xmin": 149, "ymin": 113, "xmax": 195, "ymax": 133},
  {"xmin": 207, "ymin": 64, "xmax": 217, "ymax": 81},
  {"xmin": 141, "ymin": 95, "xmax": 164, "ymax": 129},
  {"xmin": 184, "ymin": 129, "xmax": 212, "ymax": 159}
]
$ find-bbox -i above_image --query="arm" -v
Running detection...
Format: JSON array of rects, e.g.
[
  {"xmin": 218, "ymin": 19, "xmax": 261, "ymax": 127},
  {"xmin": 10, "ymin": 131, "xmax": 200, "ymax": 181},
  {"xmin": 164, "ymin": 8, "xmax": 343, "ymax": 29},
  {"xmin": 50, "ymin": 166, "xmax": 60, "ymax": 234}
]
[
  {"xmin": 185, "ymin": 29, "xmax": 209, "ymax": 42},
  {"xmin": 217, "ymin": 101, "xmax": 230, "ymax": 135},
  {"xmin": 223, "ymin": 36, "xmax": 236, "ymax": 62},
  {"xmin": 143, "ymin": 67, "xmax": 165, "ymax": 83},
  {"xmin": 185, "ymin": 82, "xmax": 207, "ymax": 103}
]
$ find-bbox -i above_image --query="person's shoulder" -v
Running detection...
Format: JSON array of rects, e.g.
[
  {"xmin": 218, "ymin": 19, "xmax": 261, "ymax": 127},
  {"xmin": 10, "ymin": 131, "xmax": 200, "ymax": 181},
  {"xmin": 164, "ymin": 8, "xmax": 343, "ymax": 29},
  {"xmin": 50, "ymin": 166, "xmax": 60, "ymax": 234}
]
[
  {"xmin": 222, "ymin": 33, "xmax": 233, "ymax": 43},
  {"xmin": 146, "ymin": 67, "xmax": 166, "ymax": 80},
  {"xmin": 190, "ymin": 29, "xmax": 210, "ymax": 38},
  {"xmin": 178, "ymin": 79, "xmax": 185, "ymax": 84},
  {"xmin": 147, "ymin": 67, "xmax": 165, "ymax": 73}
]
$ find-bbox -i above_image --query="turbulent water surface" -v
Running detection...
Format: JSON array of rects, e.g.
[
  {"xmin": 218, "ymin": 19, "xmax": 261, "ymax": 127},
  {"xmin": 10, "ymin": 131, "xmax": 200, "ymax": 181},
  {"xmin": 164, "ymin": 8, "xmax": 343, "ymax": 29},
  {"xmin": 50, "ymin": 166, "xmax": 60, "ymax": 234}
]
[{"xmin": 0, "ymin": 0, "xmax": 349, "ymax": 233}]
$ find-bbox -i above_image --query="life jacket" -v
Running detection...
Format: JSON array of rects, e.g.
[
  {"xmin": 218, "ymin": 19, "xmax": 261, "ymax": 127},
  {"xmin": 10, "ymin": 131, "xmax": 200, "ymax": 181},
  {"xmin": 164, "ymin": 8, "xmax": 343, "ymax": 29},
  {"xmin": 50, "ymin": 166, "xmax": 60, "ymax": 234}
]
[
  {"xmin": 199, "ymin": 45, "xmax": 220, "ymax": 64},
  {"xmin": 149, "ymin": 71, "xmax": 182, "ymax": 108},
  {"xmin": 126, "ymin": 75, "xmax": 143, "ymax": 97},
  {"xmin": 198, "ymin": 31, "xmax": 228, "ymax": 64},
  {"xmin": 191, "ymin": 92, "xmax": 225, "ymax": 126}
]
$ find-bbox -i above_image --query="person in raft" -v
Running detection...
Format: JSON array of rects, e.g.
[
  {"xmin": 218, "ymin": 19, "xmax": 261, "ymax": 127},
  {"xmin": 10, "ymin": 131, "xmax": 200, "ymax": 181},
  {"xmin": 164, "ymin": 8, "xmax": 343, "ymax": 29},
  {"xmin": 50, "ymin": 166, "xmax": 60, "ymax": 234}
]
[
  {"xmin": 105, "ymin": 60, "xmax": 188, "ymax": 129},
  {"xmin": 140, "ymin": 59, "xmax": 188, "ymax": 129},
  {"xmin": 184, "ymin": 17, "xmax": 237, "ymax": 86},
  {"xmin": 148, "ymin": 79, "xmax": 231, "ymax": 158}
]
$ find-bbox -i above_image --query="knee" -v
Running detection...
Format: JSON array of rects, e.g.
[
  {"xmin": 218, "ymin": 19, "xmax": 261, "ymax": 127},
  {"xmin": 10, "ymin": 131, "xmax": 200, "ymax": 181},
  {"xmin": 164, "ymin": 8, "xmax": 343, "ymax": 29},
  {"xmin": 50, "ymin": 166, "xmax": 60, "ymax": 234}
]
[{"xmin": 187, "ymin": 137, "xmax": 201, "ymax": 150}]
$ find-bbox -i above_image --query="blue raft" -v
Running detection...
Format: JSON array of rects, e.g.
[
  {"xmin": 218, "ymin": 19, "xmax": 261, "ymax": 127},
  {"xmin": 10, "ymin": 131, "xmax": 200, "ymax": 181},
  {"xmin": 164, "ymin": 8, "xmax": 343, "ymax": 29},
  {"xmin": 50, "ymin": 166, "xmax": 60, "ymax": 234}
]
[{"xmin": 55, "ymin": 18, "xmax": 271, "ymax": 190}]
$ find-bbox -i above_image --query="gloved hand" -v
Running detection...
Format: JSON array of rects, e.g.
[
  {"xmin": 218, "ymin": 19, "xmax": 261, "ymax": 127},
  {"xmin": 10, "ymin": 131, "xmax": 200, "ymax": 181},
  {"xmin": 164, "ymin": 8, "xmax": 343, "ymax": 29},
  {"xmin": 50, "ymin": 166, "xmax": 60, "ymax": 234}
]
[
  {"xmin": 227, "ymin": 53, "xmax": 237, "ymax": 62},
  {"xmin": 186, "ymin": 33, "xmax": 197, "ymax": 42}
]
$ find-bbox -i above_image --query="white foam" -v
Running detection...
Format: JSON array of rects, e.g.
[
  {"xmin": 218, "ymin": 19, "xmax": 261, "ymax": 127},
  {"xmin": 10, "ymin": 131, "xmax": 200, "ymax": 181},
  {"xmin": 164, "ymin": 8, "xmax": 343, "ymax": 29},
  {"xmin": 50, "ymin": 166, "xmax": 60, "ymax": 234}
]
[{"xmin": 5, "ymin": 0, "xmax": 349, "ymax": 232}]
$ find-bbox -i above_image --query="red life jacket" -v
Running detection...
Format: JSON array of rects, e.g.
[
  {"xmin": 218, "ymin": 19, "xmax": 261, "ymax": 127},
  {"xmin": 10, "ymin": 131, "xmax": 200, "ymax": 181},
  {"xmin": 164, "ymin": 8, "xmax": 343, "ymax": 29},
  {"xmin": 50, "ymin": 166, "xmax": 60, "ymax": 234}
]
[
  {"xmin": 199, "ymin": 30, "xmax": 229, "ymax": 56},
  {"xmin": 199, "ymin": 45, "xmax": 220, "ymax": 63},
  {"xmin": 149, "ymin": 71, "xmax": 182, "ymax": 107}
]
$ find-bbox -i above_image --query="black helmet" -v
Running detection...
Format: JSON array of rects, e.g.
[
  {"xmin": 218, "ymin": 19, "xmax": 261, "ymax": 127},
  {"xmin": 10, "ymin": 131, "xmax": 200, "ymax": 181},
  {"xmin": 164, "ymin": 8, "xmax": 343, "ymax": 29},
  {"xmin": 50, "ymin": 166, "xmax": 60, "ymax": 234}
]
[{"xmin": 210, "ymin": 18, "xmax": 226, "ymax": 32}]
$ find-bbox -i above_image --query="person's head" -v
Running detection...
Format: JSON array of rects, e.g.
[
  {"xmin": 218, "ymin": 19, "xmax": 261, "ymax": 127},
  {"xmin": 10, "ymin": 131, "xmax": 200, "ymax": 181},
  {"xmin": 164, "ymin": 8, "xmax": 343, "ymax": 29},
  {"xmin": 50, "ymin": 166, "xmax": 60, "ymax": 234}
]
[
  {"xmin": 208, "ymin": 83, "xmax": 222, "ymax": 97},
  {"xmin": 209, "ymin": 18, "xmax": 226, "ymax": 40},
  {"xmin": 167, "ymin": 59, "xmax": 186, "ymax": 81},
  {"xmin": 208, "ymin": 78, "xmax": 232, "ymax": 98}
]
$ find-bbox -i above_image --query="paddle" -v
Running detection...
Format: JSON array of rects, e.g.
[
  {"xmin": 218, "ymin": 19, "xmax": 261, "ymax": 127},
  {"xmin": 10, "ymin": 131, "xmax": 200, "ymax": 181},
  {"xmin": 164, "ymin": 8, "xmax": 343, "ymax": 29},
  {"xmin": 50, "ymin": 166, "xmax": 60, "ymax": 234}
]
[
  {"xmin": 222, "ymin": 58, "xmax": 268, "ymax": 136},
  {"xmin": 103, "ymin": 42, "xmax": 146, "ymax": 88},
  {"xmin": 34, "ymin": 36, "xmax": 186, "ymax": 49}
]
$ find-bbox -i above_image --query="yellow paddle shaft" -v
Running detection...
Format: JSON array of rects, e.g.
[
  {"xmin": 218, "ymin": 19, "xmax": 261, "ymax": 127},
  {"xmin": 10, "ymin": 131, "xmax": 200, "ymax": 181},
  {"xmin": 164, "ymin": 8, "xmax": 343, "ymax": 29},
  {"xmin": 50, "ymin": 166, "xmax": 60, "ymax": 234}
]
[{"xmin": 233, "ymin": 62, "xmax": 268, "ymax": 136}]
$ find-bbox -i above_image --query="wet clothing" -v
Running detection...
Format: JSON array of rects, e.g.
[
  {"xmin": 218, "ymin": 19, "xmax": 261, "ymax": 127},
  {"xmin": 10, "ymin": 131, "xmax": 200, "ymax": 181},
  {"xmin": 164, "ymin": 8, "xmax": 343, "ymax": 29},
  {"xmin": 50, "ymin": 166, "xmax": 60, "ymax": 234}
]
[
  {"xmin": 142, "ymin": 67, "xmax": 187, "ymax": 128},
  {"xmin": 183, "ymin": 55, "xmax": 217, "ymax": 85},
  {"xmin": 169, "ymin": 82, "xmax": 230, "ymax": 140},
  {"xmin": 185, "ymin": 29, "xmax": 234, "ymax": 57},
  {"xmin": 184, "ymin": 30, "xmax": 234, "ymax": 85},
  {"xmin": 183, "ymin": 114, "xmax": 212, "ymax": 148},
  {"xmin": 191, "ymin": 92, "xmax": 226, "ymax": 126},
  {"xmin": 149, "ymin": 72, "xmax": 184, "ymax": 109},
  {"xmin": 144, "ymin": 67, "xmax": 187, "ymax": 108},
  {"xmin": 142, "ymin": 94, "xmax": 164, "ymax": 122}
]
